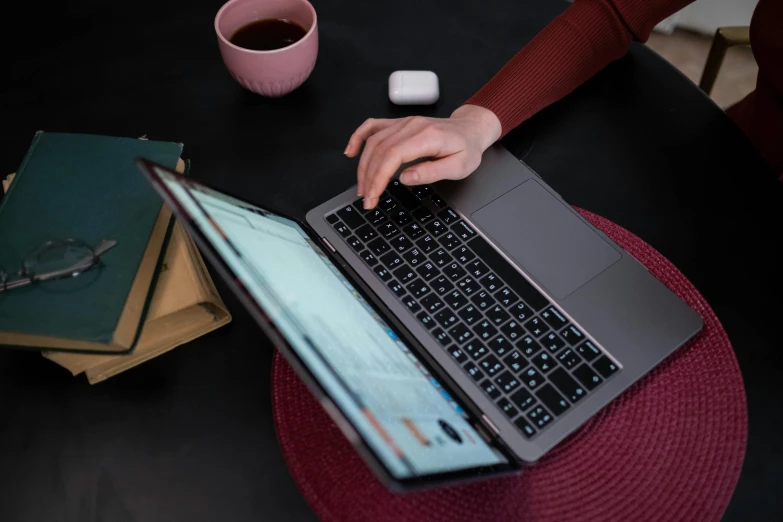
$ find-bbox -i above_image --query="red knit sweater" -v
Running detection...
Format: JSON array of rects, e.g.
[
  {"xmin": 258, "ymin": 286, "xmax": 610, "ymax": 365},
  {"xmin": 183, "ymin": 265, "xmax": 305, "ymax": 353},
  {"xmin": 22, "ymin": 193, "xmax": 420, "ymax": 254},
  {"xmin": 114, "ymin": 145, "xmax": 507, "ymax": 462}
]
[{"xmin": 466, "ymin": 0, "xmax": 783, "ymax": 180}]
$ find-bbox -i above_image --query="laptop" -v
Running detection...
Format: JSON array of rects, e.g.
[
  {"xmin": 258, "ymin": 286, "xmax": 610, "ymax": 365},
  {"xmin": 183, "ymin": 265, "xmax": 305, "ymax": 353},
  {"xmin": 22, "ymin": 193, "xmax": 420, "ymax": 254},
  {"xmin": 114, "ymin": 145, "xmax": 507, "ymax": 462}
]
[{"xmin": 137, "ymin": 144, "xmax": 702, "ymax": 491}]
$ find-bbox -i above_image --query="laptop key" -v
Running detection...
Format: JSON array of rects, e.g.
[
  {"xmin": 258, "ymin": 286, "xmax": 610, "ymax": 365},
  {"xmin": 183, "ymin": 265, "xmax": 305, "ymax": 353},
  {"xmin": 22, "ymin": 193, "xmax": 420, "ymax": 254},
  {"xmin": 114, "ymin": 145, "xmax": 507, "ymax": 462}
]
[
  {"xmin": 378, "ymin": 222, "xmax": 400, "ymax": 239},
  {"xmin": 394, "ymin": 267, "xmax": 418, "ymax": 286},
  {"xmin": 430, "ymin": 194, "xmax": 447, "ymax": 209},
  {"xmin": 448, "ymin": 346, "xmax": 467, "ymax": 364},
  {"xmin": 417, "ymin": 311, "xmax": 436, "ymax": 329},
  {"xmin": 432, "ymin": 327, "xmax": 451, "ymax": 347},
  {"xmin": 452, "ymin": 220, "xmax": 477, "ymax": 241},
  {"xmin": 495, "ymin": 287, "xmax": 519, "ymax": 308},
  {"xmin": 368, "ymin": 238, "xmax": 391, "ymax": 256},
  {"xmin": 402, "ymin": 295, "xmax": 421, "ymax": 313},
  {"xmin": 373, "ymin": 265, "xmax": 392, "ymax": 281},
  {"xmin": 347, "ymin": 236, "xmax": 363, "ymax": 252},
  {"xmin": 353, "ymin": 198, "xmax": 372, "ymax": 213},
  {"xmin": 406, "ymin": 278, "xmax": 431, "ymax": 298},
  {"xmin": 431, "ymin": 248, "xmax": 453, "ymax": 268},
  {"xmin": 593, "ymin": 355, "xmax": 619, "ymax": 378},
  {"xmin": 326, "ymin": 213, "xmax": 339, "ymax": 224},
  {"xmin": 421, "ymin": 294, "xmax": 445, "ymax": 314},
  {"xmin": 486, "ymin": 305, "xmax": 511, "ymax": 326},
  {"xmin": 509, "ymin": 302, "xmax": 531, "ymax": 322},
  {"xmin": 536, "ymin": 384, "xmax": 570, "ymax": 416},
  {"xmin": 403, "ymin": 248, "xmax": 426, "ymax": 268},
  {"xmin": 527, "ymin": 405, "xmax": 553, "ymax": 429},
  {"xmin": 573, "ymin": 364, "xmax": 603, "ymax": 390},
  {"xmin": 503, "ymin": 350, "xmax": 527, "ymax": 373},
  {"xmin": 439, "ymin": 232, "xmax": 462, "ymax": 250},
  {"xmin": 360, "ymin": 251, "xmax": 378, "ymax": 266},
  {"xmin": 497, "ymin": 398, "xmax": 519, "ymax": 420},
  {"xmin": 333, "ymin": 221, "xmax": 351, "ymax": 237},
  {"xmin": 510, "ymin": 388, "xmax": 536, "ymax": 412},
  {"xmin": 480, "ymin": 380, "xmax": 501, "ymax": 399},
  {"xmin": 467, "ymin": 260, "xmax": 490, "ymax": 279},
  {"xmin": 449, "ymin": 323, "xmax": 474, "ymax": 345},
  {"xmin": 390, "ymin": 235, "xmax": 413, "ymax": 253},
  {"xmin": 470, "ymin": 290, "xmax": 495, "ymax": 310},
  {"xmin": 388, "ymin": 180, "xmax": 420, "ymax": 209},
  {"xmin": 403, "ymin": 221, "xmax": 425, "ymax": 239},
  {"xmin": 425, "ymin": 219, "xmax": 448, "ymax": 237},
  {"xmin": 458, "ymin": 304, "xmax": 482, "ymax": 325},
  {"xmin": 337, "ymin": 205, "xmax": 364, "ymax": 228},
  {"xmin": 416, "ymin": 234, "xmax": 438, "ymax": 254},
  {"xmin": 576, "ymin": 340, "xmax": 601, "ymax": 361},
  {"xmin": 379, "ymin": 195, "xmax": 398, "ymax": 213},
  {"xmin": 488, "ymin": 335, "xmax": 513, "ymax": 357},
  {"xmin": 557, "ymin": 348, "xmax": 582, "ymax": 369},
  {"xmin": 514, "ymin": 416, "xmax": 537, "ymax": 439},
  {"xmin": 524, "ymin": 317, "xmax": 550, "ymax": 337},
  {"xmin": 463, "ymin": 341, "xmax": 488, "ymax": 360},
  {"xmin": 480, "ymin": 273, "xmax": 501, "ymax": 293},
  {"xmin": 367, "ymin": 209, "xmax": 387, "ymax": 227},
  {"xmin": 431, "ymin": 276, "xmax": 454, "ymax": 295},
  {"xmin": 438, "ymin": 208, "xmax": 460, "ymax": 224},
  {"xmin": 416, "ymin": 261, "xmax": 439, "ymax": 281},
  {"xmin": 463, "ymin": 361, "xmax": 484, "ymax": 382},
  {"xmin": 387, "ymin": 279, "xmax": 406, "ymax": 297},
  {"xmin": 531, "ymin": 351, "xmax": 557, "ymax": 373},
  {"xmin": 453, "ymin": 246, "xmax": 476, "ymax": 264},
  {"xmin": 500, "ymin": 320, "xmax": 525, "ymax": 343},
  {"xmin": 445, "ymin": 290, "xmax": 469, "ymax": 310},
  {"xmin": 356, "ymin": 224, "xmax": 377, "ymax": 243},
  {"xmin": 518, "ymin": 335, "xmax": 543, "ymax": 357},
  {"xmin": 412, "ymin": 207, "xmax": 435, "ymax": 223},
  {"xmin": 434, "ymin": 309, "xmax": 459, "ymax": 328},
  {"xmin": 473, "ymin": 320, "xmax": 498, "ymax": 342},
  {"xmin": 412, "ymin": 185, "xmax": 434, "ymax": 200},
  {"xmin": 443, "ymin": 262, "xmax": 467, "ymax": 281},
  {"xmin": 457, "ymin": 277, "xmax": 481, "ymax": 296},
  {"xmin": 521, "ymin": 367, "xmax": 544, "ymax": 389},
  {"xmin": 541, "ymin": 307, "xmax": 568, "ymax": 329},
  {"xmin": 549, "ymin": 368, "xmax": 587, "ymax": 403},
  {"xmin": 381, "ymin": 251, "xmax": 404, "ymax": 271},
  {"xmin": 560, "ymin": 325, "xmax": 585, "ymax": 346},
  {"xmin": 467, "ymin": 237, "xmax": 549, "ymax": 311},
  {"xmin": 494, "ymin": 371, "xmax": 521, "ymax": 393},
  {"xmin": 543, "ymin": 332, "xmax": 566, "ymax": 353},
  {"xmin": 390, "ymin": 209, "xmax": 413, "ymax": 227},
  {"xmin": 479, "ymin": 354, "xmax": 503, "ymax": 377}
]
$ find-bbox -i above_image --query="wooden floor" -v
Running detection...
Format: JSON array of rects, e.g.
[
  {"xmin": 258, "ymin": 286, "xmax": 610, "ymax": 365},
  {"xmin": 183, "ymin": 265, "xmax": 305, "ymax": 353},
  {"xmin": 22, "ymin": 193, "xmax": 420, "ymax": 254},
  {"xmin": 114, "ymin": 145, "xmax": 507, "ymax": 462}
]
[{"xmin": 646, "ymin": 29, "xmax": 758, "ymax": 109}]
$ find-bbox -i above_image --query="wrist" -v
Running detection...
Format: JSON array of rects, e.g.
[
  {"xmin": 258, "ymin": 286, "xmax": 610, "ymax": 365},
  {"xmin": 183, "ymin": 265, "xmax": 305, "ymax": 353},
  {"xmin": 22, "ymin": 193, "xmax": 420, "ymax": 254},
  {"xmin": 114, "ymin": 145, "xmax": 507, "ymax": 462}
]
[{"xmin": 451, "ymin": 104, "xmax": 502, "ymax": 151}]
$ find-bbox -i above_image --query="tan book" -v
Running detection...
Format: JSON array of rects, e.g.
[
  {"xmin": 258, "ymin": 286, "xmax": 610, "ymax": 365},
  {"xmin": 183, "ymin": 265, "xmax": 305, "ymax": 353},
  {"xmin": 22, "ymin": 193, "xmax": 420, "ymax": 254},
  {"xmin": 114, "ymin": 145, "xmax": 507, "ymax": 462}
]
[{"xmin": 3, "ymin": 173, "xmax": 232, "ymax": 383}]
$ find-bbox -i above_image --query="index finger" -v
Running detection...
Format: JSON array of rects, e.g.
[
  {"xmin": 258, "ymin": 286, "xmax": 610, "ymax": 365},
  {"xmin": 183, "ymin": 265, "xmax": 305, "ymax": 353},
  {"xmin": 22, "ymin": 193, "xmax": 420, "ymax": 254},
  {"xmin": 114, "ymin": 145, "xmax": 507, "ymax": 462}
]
[{"xmin": 345, "ymin": 118, "xmax": 394, "ymax": 157}]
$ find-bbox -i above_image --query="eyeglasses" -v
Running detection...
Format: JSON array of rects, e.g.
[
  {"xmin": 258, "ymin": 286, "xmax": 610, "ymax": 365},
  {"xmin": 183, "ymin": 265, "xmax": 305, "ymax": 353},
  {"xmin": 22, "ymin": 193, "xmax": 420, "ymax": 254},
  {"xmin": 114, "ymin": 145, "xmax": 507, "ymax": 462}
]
[{"xmin": 0, "ymin": 239, "xmax": 117, "ymax": 293}]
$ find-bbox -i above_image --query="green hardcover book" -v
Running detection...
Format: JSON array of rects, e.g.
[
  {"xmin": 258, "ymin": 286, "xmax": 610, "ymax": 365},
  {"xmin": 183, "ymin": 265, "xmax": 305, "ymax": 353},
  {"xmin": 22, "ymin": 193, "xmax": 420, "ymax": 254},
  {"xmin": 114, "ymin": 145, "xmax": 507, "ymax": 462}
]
[{"xmin": 0, "ymin": 132, "xmax": 184, "ymax": 353}]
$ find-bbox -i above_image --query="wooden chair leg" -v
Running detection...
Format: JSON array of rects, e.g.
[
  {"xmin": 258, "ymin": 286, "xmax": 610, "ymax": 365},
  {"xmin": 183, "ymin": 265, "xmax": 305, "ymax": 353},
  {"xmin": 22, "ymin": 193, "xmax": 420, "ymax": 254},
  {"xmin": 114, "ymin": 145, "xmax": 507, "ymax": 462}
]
[{"xmin": 699, "ymin": 26, "xmax": 750, "ymax": 96}]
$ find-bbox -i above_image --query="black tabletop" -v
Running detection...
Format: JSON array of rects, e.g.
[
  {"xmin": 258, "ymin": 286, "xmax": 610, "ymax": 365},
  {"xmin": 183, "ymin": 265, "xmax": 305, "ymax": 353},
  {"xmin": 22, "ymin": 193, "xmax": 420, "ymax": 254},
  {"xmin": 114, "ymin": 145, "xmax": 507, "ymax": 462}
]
[{"xmin": 2, "ymin": 0, "xmax": 782, "ymax": 520}]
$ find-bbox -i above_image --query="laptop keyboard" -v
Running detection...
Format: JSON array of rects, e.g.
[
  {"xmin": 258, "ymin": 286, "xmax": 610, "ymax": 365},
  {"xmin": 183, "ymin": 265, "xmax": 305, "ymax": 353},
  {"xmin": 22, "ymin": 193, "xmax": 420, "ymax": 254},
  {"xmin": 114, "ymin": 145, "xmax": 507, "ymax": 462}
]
[{"xmin": 325, "ymin": 181, "xmax": 619, "ymax": 440}]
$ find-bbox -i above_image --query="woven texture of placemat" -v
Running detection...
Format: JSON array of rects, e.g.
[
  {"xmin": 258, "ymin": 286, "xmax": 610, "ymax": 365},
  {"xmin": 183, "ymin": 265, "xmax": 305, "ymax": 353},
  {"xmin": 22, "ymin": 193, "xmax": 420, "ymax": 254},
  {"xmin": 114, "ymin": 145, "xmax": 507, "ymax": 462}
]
[{"xmin": 271, "ymin": 209, "xmax": 747, "ymax": 522}]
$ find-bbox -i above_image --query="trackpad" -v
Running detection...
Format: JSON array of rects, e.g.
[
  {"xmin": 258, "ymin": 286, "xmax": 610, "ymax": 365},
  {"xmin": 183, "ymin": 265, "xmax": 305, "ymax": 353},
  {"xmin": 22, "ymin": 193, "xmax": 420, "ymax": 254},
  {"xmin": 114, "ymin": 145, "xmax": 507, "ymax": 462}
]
[{"xmin": 471, "ymin": 180, "xmax": 621, "ymax": 299}]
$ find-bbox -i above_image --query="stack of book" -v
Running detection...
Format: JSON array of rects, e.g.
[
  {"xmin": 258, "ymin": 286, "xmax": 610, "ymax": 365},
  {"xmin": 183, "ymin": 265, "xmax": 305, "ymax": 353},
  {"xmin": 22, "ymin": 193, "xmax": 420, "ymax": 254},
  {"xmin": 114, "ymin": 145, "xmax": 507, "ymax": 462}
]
[{"xmin": 0, "ymin": 132, "xmax": 231, "ymax": 383}]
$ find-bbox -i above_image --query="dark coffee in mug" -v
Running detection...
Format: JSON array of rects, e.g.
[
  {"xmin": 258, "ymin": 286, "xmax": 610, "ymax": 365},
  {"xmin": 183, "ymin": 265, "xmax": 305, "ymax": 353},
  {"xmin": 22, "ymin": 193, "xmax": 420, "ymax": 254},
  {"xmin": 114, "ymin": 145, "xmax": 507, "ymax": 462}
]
[{"xmin": 229, "ymin": 18, "xmax": 308, "ymax": 51}]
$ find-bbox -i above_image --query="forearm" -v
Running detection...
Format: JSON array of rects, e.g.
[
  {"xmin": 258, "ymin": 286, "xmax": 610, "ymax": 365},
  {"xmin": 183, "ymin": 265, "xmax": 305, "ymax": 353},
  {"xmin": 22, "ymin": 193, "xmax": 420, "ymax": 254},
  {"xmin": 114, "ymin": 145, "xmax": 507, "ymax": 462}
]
[{"xmin": 466, "ymin": 0, "xmax": 692, "ymax": 138}]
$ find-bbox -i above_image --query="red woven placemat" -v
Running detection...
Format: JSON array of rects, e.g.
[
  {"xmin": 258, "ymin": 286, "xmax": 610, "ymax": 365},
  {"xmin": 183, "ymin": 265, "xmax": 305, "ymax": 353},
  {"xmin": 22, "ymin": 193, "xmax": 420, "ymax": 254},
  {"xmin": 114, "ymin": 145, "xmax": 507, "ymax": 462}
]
[{"xmin": 271, "ymin": 209, "xmax": 747, "ymax": 522}]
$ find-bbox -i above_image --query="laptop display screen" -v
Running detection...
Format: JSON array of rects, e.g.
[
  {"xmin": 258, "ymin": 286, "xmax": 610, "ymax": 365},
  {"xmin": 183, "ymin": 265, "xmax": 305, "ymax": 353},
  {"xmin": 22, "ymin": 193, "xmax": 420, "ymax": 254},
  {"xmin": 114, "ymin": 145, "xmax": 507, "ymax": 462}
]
[{"xmin": 153, "ymin": 167, "xmax": 510, "ymax": 479}]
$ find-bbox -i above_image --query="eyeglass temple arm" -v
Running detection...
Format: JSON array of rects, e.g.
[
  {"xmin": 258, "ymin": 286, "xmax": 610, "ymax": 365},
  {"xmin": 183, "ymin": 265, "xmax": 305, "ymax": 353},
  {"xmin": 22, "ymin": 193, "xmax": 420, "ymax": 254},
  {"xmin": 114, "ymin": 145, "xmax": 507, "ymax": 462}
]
[{"xmin": 92, "ymin": 239, "xmax": 118, "ymax": 257}]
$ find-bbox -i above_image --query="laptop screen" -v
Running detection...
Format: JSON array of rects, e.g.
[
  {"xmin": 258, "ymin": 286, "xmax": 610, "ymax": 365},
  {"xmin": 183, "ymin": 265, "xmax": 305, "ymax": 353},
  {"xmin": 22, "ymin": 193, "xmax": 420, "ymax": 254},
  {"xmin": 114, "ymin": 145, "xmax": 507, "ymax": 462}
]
[{"xmin": 152, "ymin": 167, "xmax": 509, "ymax": 480}]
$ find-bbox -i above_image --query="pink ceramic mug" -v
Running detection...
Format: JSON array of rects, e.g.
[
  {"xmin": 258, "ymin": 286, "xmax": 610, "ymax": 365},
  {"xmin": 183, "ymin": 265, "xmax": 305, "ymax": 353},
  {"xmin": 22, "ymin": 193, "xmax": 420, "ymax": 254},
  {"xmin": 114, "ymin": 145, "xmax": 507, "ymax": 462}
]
[{"xmin": 215, "ymin": 0, "xmax": 318, "ymax": 97}]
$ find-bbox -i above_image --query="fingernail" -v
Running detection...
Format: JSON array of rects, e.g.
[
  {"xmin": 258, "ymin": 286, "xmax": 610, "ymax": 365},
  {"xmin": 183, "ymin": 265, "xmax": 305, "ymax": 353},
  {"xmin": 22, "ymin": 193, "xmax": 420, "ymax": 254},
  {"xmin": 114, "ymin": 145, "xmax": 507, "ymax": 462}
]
[
  {"xmin": 401, "ymin": 170, "xmax": 419, "ymax": 185},
  {"xmin": 363, "ymin": 197, "xmax": 376, "ymax": 210},
  {"xmin": 343, "ymin": 145, "xmax": 351, "ymax": 155},
  {"xmin": 357, "ymin": 189, "xmax": 363, "ymax": 197}
]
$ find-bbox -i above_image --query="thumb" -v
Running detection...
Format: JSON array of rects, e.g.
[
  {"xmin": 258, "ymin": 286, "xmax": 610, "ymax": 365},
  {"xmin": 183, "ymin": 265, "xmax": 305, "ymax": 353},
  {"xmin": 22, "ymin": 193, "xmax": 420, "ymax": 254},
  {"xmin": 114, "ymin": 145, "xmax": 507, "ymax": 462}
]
[{"xmin": 399, "ymin": 154, "xmax": 470, "ymax": 186}]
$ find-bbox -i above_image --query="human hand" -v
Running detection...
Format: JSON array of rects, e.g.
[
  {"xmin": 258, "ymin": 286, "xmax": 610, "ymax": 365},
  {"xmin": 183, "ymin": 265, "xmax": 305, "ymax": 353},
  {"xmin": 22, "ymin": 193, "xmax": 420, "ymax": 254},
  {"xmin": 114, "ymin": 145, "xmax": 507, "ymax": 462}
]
[{"xmin": 344, "ymin": 105, "xmax": 502, "ymax": 209}]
